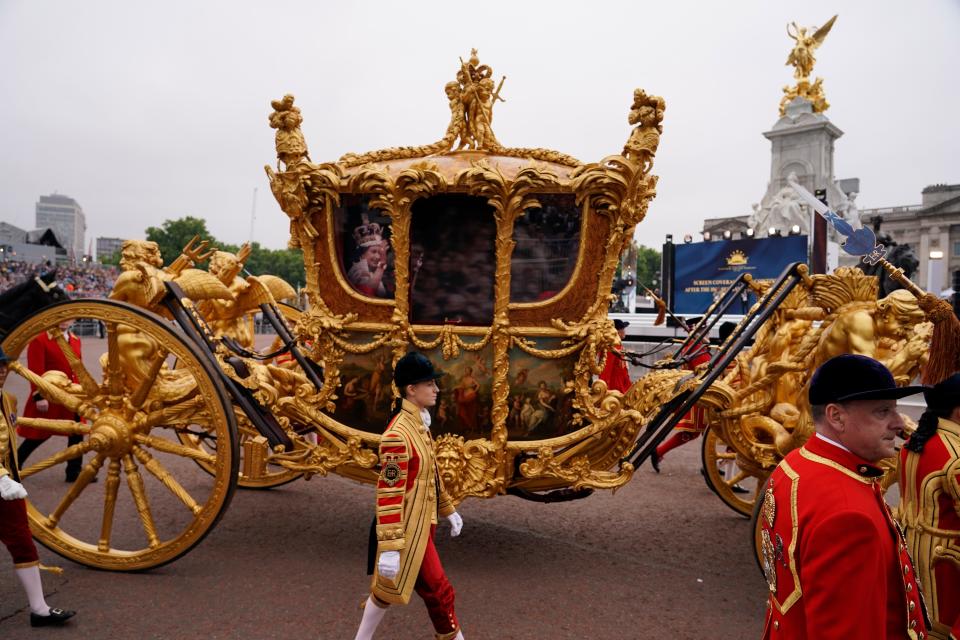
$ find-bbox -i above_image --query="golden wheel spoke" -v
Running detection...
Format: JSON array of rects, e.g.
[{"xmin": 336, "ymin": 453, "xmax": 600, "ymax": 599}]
[
  {"xmin": 122, "ymin": 454, "xmax": 160, "ymax": 549},
  {"xmin": 99, "ymin": 459, "xmax": 122, "ymax": 552},
  {"xmin": 715, "ymin": 451, "xmax": 737, "ymax": 461},
  {"xmin": 132, "ymin": 446, "xmax": 201, "ymax": 516},
  {"xmin": 47, "ymin": 454, "xmax": 106, "ymax": 528},
  {"xmin": 135, "ymin": 433, "xmax": 216, "ymax": 464},
  {"xmin": 8, "ymin": 362, "xmax": 97, "ymax": 421},
  {"xmin": 50, "ymin": 327, "xmax": 101, "ymax": 399},
  {"xmin": 105, "ymin": 322, "xmax": 125, "ymax": 401},
  {"xmin": 129, "ymin": 348, "xmax": 169, "ymax": 410},
  {"xmin": 724, "ymin": 469, "xmax": 750, "ymax": 488},
  {"xmin": 20, "ymin": 438, "xmax": 99, "ymax": 479},
  {"xmin": 15, "ymin": 418, "xmax": 89, "ymax": 437}
]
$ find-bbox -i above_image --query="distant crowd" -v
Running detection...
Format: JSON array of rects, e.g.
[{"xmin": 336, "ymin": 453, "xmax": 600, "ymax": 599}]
[{"xmin": 0, "ymin": 260, "xmax": 118, "ymax": 298}]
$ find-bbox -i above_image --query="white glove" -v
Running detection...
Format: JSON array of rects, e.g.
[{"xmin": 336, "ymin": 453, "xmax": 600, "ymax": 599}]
[
  {"xmin": 378, "ymin": 550, "xmax": 400, "ymax": 579},
  {"xmin": 0, "ymin": 475, "xmax": 28, "ymax": 500},
  {"xmin": 446, "ymin": 511, "xmax": 463, "ymax": 538}
]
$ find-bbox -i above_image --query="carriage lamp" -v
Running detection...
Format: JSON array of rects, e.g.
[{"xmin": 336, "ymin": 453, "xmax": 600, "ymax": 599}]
[
  {"xmin": 702, "ymin": 231, "xmax": 712, "ymax": 241},
  {"xmin": 768, "ymin": 227, "xmax": 780, "ymax": 237},
  {"xmin": 665, "ymin": 234, "xmax": 673, "ymax": 243},
  {"xmin": 789, "ymin": 225, "xmax": 801, "ymax": 236},
  {"xmin": 745, "ymin": 228, "xmax": 755, "ymax": 238},
  {"xmin": 683, "ymin": 234, "xmax": 693, "ymax": 244},
  {"xmin": 722, "ymin": 230, "xmax": 732, "ymax": 240}
]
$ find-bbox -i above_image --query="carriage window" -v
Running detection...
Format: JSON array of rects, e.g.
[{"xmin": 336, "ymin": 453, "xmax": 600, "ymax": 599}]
[
  {"xmin": 510, "ymin": 194, "xmax": 581, "ymax": 302},
  {"xmin": 335, "ymin": 194, "xmax": 394, "ymax": 299},
  {"xmin": 410, "ymin": 195, "xmax": 495, "ymax": 326}
]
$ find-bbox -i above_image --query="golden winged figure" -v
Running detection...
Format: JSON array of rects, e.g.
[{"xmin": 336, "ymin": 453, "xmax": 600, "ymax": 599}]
[{"xmin": 786, "ymin": 15, "xmax": 837, "ymax": 80}]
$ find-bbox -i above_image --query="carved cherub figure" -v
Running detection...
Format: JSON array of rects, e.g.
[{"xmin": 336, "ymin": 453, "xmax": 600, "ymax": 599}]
[{"xmin": 268, "ymin": 94, "xmax": 309, "ymax": 168}]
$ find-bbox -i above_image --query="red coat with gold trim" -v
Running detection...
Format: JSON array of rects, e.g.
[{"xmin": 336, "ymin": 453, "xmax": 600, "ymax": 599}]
[
  {"xmin": 17, "ymin": 330, "xmax": 81, "ymax": 440},
  {"xmin": 599, "ymin": 344, "xmax": 631, "ymax": 394},
  {"xmin": 761, "ymin": 435, "xmax": 928, "ymax": 639},
  {"xmin": 676, "ymin": 340, "xmax": 711, "ymax": 433},
  {"xmin": 900, "ymin": 418, "xmax": 960, "ymax": 640},
  {"xmin": 371, "ymin": 399, "xmax": 455, "ymax": 605}
]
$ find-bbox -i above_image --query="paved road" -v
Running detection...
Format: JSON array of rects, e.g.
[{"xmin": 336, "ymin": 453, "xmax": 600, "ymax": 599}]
[{"xmin": 0, "ymin": 438, "xmax": 766, "ymax": 639}]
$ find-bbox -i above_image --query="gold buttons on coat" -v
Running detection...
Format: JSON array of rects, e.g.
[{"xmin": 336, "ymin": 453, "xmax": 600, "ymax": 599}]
[
  {"xmin": 773, "ymin": 621, "xmax": 779, "ymax": 630},
  {"xmin": 906, "ymin": 583, "xmax": 913, "ymax": 592},
  {"xmin": 903, "ymin": 565, "xmax": 910, "ymax": 575},
  {"xmin": 910, "ymin": 619, "xmax": 917, "ymax": 629},
  {"xmin": 909, "ymin": 601, "xmax": 915, "ymax": 611}
]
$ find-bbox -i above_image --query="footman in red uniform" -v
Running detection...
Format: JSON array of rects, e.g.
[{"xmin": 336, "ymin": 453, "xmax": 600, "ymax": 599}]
[
  {"xmin": 354, "ymin": 352, "xmax": 465, "ymax": 640},
  {"xmin": 0, "ymin": 348, "xmax": 76, "ymax": 627},
  {"xmin": 598, "ymin": 319, "xmax": 633, "ymax": 393},
  {"xmin": 760, "ymin": 354, "xmax": 929, "ymax": 639},
  {"xmin": 900, "ymin": 373, "xmax": 960, "ymax": 640}
]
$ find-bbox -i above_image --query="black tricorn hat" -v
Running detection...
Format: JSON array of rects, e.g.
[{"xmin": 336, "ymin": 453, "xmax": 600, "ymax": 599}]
[
  {"xmin": 394, "ymin": 351, "xmax": 444, "ymax": 390},
  {"xmin": 0, "ymin": 346, "xmax": 9, "ymax": 364},
  {"xmin": 809, "ymin": 354, "xmax": 926, "ymax": 405},
  {"xmin": 613, "ymin": 319, "xmax": 630, "ymax": 330},
  {"xmin": 923, "ymin": 373, "xmax": 960, "ymax": 411}
]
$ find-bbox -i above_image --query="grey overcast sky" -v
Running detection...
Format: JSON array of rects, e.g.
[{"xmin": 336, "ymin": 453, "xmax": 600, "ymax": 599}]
[{"xmin": 1, "ymin": 0, "xmax": 957, "ymax": 253}]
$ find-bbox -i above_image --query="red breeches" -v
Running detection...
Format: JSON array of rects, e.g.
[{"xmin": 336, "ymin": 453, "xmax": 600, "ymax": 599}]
[
  {"xmin": 0, "ymin": 498, "xmax": 39, "ymax": 566},
  {"xmin": 655, "ymin": 431, "xmax": 700, "ymax": 460},
  {"xmin": 414, "ymin": 525, "xmax": 458, "ymax": 635}
]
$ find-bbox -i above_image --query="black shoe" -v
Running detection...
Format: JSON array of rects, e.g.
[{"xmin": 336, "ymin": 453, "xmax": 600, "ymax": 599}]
[
  {"xmin": 731, "ymin": 484, "xmax": 750, "ymax": 494},
  {"xmin": 30, "ymin": 608, "xmax": 76, "ymax": 627},
  {"xmin": 650, "ymin": 450, "xmax": 661, "ymax": 474}
]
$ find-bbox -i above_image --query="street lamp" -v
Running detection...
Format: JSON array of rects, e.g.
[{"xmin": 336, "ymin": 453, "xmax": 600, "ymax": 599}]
[{"xmin": 665, "ymin": 234, "xmax": 673, "ymax": 244}]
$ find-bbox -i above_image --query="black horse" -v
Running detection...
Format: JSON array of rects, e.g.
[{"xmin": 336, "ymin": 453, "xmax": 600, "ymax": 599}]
[{"xmin": 0, "ymin": 269, "xmax": 70, "ymax": 341}]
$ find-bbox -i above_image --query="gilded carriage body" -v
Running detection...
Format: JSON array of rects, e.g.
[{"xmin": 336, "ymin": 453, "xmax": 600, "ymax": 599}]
[{"xmin": 262, "ymin": 51, "xmax": 665, "ymax": 500}]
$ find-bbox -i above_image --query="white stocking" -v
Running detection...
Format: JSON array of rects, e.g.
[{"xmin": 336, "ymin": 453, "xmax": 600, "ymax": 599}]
[
  {"xmin": 354, "ymin": 595, "xmax": 388, "ymax": 640},
  {"xmin": 14, "ymin": 565, "xmax": 50, "ymax": 615}
]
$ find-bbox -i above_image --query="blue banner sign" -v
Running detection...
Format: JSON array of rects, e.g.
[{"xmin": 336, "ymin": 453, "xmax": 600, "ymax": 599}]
[{"xmin": 672, "ymin": 235, "xmax": 808, "ymax": 314}]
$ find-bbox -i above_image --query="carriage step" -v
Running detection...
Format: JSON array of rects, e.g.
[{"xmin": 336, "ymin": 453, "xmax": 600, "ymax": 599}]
[{"xmin": 242, "ymin": 436, "xmax": 270, "ymax": 480}]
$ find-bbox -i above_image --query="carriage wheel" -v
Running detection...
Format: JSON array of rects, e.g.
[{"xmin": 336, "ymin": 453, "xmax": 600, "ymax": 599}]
[
  {"xmin": 2, "ymin": 300, "xmax": 238, "ymax": 571},
  {"xmin": 176, "ymin": 301, "xmax": 305, "ymax": 490},
  {"xmin": 700, "ymin": 428, "xmax": 768, "ymax": 518}
]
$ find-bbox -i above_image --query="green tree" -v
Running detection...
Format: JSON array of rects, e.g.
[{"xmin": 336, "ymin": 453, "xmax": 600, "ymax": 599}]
[
  {"xmin": 635, "ymin": 245, "xmax": 662, "ymax": 293},
  {"xmin": 143, "ymin": 217, "xmax": 306, "ymax": 288},
  {"xmin": 145, "ymin": 216, "xmax": 213, "ymax": 266},
  {"xmin": 99, "ymin": 249, "xmax": 121, "ymax": 267}
]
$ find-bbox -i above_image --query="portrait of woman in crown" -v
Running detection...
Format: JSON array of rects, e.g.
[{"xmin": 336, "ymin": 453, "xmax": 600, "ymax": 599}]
[{"xmin": 347, "ymin": 218, "xmax": 391, "ymax": 298}]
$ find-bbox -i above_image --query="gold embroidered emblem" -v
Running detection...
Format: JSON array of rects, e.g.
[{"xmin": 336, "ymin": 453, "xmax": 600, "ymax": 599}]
[
  {"xmin": 763, "ymin": 480, "xmax": 776, "ymax": 527},
  {"xmin": 381, "ymin": 455, "xmax": 402, "ymax": 487},
  {"xmin": 761, "ymin": 528, "xmax": 777, "ymax": 593}
]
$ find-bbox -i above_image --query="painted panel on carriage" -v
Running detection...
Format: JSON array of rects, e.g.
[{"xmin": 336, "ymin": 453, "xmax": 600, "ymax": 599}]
[
  {"xmin": 410, "ymin": 195, "xmax": 496, "ymax": 326},
  {"xmin": 506, "ymin": 338, "xmax": 576, "ymax": 441},
  {"xmin": 510, "ymin": 193, "xmax": 581, "ymax": 303},
  {"xmin": 331, "ymin": 346, "xmax": 395, "ymax": 434},
  {"xmin": 672, "ymin": 235, "xmax": 808, "ymax": 314},
  {"xmin": 334, "ymin": 194, "xmax": 395, "ymax": 299},
  {"xmin": 333, "ymin": 339, "xmax": 575, "ymax": 441}
]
